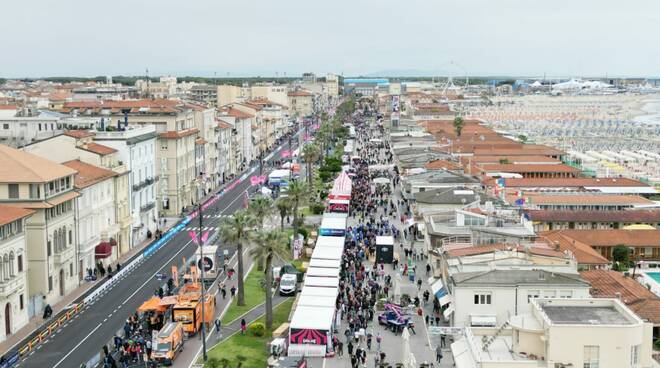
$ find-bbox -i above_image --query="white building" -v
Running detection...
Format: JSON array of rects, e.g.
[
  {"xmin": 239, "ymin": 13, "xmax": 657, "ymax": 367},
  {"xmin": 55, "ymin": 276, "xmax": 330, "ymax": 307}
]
[
  {"xmin": 63, "ymin": 160, "xmax": 118, "ymax": 271},
  {"xmin": 451, "ymin": 298, "xmax": 655, "ymax": 368},
  {"xmin": 445, "ymin": 269, "xmax": 591, "ymax": 328},
  {"xmin": 0, "ymin": 116, "xmax": 62, "ymax": 148},
  {"xmin": 92, "ymin": 125, "xmax": 159, "ymax": 246},
  {"xmin": 0, "ymin": 206, "xmax": 33, "ymax": 342}
]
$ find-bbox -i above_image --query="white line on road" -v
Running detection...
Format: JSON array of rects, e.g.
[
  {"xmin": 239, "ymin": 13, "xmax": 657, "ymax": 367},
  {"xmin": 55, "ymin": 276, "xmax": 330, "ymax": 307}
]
[{"xmin": 52, "ymin": 323, "xmax": 102, "ymax": 368}]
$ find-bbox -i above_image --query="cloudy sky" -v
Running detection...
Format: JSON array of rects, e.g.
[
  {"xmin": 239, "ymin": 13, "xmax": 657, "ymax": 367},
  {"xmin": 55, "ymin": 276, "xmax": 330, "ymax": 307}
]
[{"xmin": 2, "ymin": 0, "xmax": 659, "ymax": 78}]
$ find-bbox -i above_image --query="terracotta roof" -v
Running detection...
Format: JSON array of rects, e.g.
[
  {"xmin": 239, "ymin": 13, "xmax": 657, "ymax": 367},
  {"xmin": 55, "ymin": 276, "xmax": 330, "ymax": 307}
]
[
  {"xmin": 463, "ymin": 155, "xmax": 560, "ymax": 164},
  {"xmin": 541, "ymin": 231, "xmax": 610, "ymax": 265},
  {"xmin": 473, "ymin": 146, "xmax": 565, "ymax": 157},
  {"xmin": 158, "ymin": 128, "xmax": 199, "ymax": 139},
  {"xmin": 525, "ymin": 209, "xmax": 660, "ymax": 223},
  {"xmin": 63, "ymin": 160, "xmax": 118, "ymax": 188},
  {"xmin": 0, "ymin": 105, "xmax": 18, "ymax": 110},
  {"xmin": 61, "ymin": 99, "xmax": 183, "ymax": 114},
  {"xmin": 288, "ymin": 90, "xmax": 313, "ymax": 97},
  {"xmin": 195, "ymin": 137, "xmax": 208, "ymax": 145},
  {"xmin": 479, "ymin": 163, "xmax": 580, "ymax": 173},
  {"xmin": 509, "ymin": 194, "xmax": 654, "ymax": 206},
  {"xmin": 500, "ymin": 177, "xmax": 651, "ymax": 188},
  {"xmin": 80, "ymin": 142, "xmax": 117, "ymax": 155},
  {"xmin": 0, "ymin": 144, "xmax": 77, "ymax": 183},
  {"xmin": 580, "ymin": 269, "xmax": 660, "ymax": 323},
  {"xmin": 542, "ymin": 229, "xmax": 660, "ymax": 247},
  {"xmin": 47, "ymin": 190, "xmax": 80, "ymax": 206},
  {"xmin": 0, "ymin": 205, "xmax": 34, "ymax": 226},
  {"xmin": 64, "ymin": 130, "xmax": 96, "ymax": 139},
  {"xmin": 3, "ymin": 190, "xmax": 81, "ymax": 209},
  {"xmin": 217, "ymin": 107, "xmax": 254, "ymax": 119},
  {"xmin": 424, "ymin": 159, "xmax": 461, "ymax": 171},
  {"xmin": 216, "ymin": 121, "xmax": 231, "ymax": 129}
]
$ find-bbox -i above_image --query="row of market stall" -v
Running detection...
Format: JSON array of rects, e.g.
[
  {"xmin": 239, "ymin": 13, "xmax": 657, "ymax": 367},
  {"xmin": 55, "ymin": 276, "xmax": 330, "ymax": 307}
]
[{"xmin": 287, "ymin": 173, "xmax": 353, "ymax": 357}]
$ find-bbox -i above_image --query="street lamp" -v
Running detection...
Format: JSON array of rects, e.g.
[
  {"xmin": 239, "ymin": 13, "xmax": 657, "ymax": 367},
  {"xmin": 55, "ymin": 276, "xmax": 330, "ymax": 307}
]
[{"xmin": 197, "ymin": 203, "xmax": 208, "ymax": 361}]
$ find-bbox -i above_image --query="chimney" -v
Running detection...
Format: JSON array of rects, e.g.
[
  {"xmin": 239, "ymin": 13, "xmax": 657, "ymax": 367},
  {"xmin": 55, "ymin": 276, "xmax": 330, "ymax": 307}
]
[{"xmin": 614, "ymin": 292, "xmax": 621, "ymax": 300}]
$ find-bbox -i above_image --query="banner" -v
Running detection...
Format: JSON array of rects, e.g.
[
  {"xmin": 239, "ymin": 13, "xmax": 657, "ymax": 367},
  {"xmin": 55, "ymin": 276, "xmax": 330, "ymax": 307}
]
[{"xmin": 172, "ymin": 265, "xmax": 179, "ymax": 287}]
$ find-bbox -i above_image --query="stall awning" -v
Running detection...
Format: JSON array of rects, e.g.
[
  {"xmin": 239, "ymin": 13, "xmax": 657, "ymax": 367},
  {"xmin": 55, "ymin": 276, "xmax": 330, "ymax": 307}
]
[
  {"xmin": 430, "ymin": 278, "xmax": 449, "ymax": 300},
  {"xmin": 332, "ymin": 171, "xmax": 352, "ymax": 195},
  {"xmin": 95, "ymin": 242, "xmax": 112, "ymax": 259},
  {"xmin": 138, "ymin": 296, "xmax": 167, "ymax": 313},
  {"xmin": 470, "ymin": 315, "xmax": 497, "ymax": 327}
]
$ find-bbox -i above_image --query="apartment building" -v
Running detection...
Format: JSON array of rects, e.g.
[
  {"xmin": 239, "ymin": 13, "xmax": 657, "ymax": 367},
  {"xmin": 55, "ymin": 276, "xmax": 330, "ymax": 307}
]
[
  {"xmin": 543, "ymin": 229, "xmax": 660, "ymax": 262},
  {"xmin": 215, "ymin": 120, "xmax": 232, "ymax": 182},
  {"xmin": 217, "ymin": 84, "xmax": 288, "ymax": 108},
  {"xmin": 191, "ymin": 104, "xmax": 218, "ymax": 198},
  {"xmin": 63, "ymin": 160, "xmax": 118, "ymax": 274},
  {"xmin": 0, "ymin": 206, "xmax": 33, "ymax": 342},
  {"xmin": 525, "ymin": 209, "xmax": 660, "ymax": 231},
  {"xmin": 0, "ymin": 115, "xmax": 61, "ymax": 148},
  {"xmin": 451, "ymin": 298, "xmax": 654, "ymax": 368},
  {"xmin": 217, "ymin": 106, "xmax": 254, "ymax": 175},
  {"xmin": 0, "ymin": 144, "xmax": 79, "ymax": 311},
  {"xmin": 55, "ymin": 100, "xmax": 199, "ymax": 216},
  {"xmin": 93, "ymin": 125, "xmax": 159, "ymax": 246},
  {"xmin": 22, "ymin": 131, "xmax": 132, "ymax": 256},
  {"xmin": 287, "ymin": 90, "xmax": 314, "ymax": 117}
]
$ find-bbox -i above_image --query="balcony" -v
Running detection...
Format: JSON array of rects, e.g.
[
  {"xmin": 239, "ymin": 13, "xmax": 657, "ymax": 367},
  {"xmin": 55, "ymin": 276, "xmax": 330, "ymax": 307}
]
[
  {"xmin": 0, "ymin": 276, "xmax": 24, "ymax": 297},
  {"xmin": 140, "ymin": 202, "xmax": 156, "ymax": 213},
  {"xmin": 132, "ymin": 176, "xmax": 158, "ymax": 191}
]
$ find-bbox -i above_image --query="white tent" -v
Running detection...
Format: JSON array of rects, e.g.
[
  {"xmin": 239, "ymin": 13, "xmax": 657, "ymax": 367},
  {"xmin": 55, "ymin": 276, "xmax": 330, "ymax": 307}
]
[
  {"xmin": 376, "ymin": 236, "xmax": 394, "ymax": 246},
  {"xmin": 315, "ymin": 236, "xmax": 345, "ymax": 249},
  {"xmin": 306, "ymin": 267, "xmax": 340, "ymax": 278},
  {"xmin": 311, "ymin": 245, "xmax": 343, "ymax": 260},
  {"xmin": 308, "ymin": 258, "xmax": 341, "ymax": 269},
  {"xmin": 373, "ymin": 177, "xmax": 390, "ymax": 184},
  {"xmin": 297, "ymin": 294, "xmax": 337, "ymax": 308},
  {"xmin": 300, "ymin": 286, "xmax": 339, "ymax": 299},
  {"xmin": 304, "ymin": 276, "xmax": 340, "ymax": 288}
]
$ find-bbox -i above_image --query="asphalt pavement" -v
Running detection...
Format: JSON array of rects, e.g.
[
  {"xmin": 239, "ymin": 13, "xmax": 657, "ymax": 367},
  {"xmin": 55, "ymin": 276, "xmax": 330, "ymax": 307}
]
[{"xmin": 14, "ymin": 135, "xmax": 299, "ymax": 368}]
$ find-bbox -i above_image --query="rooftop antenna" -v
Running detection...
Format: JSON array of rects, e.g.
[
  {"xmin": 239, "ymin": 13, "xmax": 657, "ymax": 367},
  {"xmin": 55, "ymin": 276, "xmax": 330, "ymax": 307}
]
[{"xmin": 146, "ymin": 67, "xmax": 151, "ymax": 99}]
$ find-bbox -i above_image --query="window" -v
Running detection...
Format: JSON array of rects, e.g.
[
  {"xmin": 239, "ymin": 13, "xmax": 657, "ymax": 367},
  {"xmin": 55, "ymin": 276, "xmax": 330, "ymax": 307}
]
[
  {"xmin": 161, "ymin": 141, "xmax": 168, "ymax": 150},
  {"xmin": 17, "ymin": 254, "xmax": 23, "ymax": 272},
  {"xmin": 69, "ymin": 263, "xmax": 73, "ymax": 277},
  {"xmin": 47, "ymin": 240, "xmax": 52, "ymax": 257},
  {"xmin": 29, "ymin": 184, "xmax": 40, "ymax": 199},
  {"xmin": 630, "ymin": 344, "xmax": 640, "ymax": 367},
  {"xmin": 48, "ymin": 276, "xmax": 53, "ymax": 291},
  {"xmin": 473, "ymin": 293, "xmax": 492, "ymax": 305},
  {"xmin": 19, "ymin": 294, "xmax": 24, "ymax": 310},
  {"xmin": 8, "ymin": 184, "xmax": 19, "ymax": 199},
  {"xmin": 69, "ymin": 230, "xmax": 73, "ymax": 245},
  {"xmin": 583, "ymin": 345, "xmax": 599, "ymax": 368},
  {"xmin": 543, "ymin": 290, "xmax": 556, "ymax": 298},
  {"xmin": 38, "ymin": 123, "xmax": 42, "ymax": 131},
  {"xmin": 527, "ymin": 290, "xmax": 540, "ymax": 303},
  {"xmin": 3, "ymin": 124, "xmax": 8, "ymax": 130},
  {"xmin": 559, "ymin": 290, "xmax": 573, "ymax": 298}
]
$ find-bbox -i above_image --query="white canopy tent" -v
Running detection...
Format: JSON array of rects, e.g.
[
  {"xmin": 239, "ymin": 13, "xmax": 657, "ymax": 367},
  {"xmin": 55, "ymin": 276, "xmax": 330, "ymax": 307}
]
[
  {"xmin": 306, "ymin": 267, "xmax": 340, "ymax": 278},
  {"xmin": 303, "ymin": 276, "xmax": 340, "ymax": 288},
  {"xmin": 315, "ymin": 236, "xmax": 345, "ymax": 249},
  {"xmin": 311, "ymin": 245, "xmax": 343, "ymax": 260},
  {"xmin": 308, "ymin": 258, "xmax": 341, "ymax": 269},
  {"xmin": 297, "ymin": 294, "xmax": 337, "ymax": 308},
  {"xmin": 300, "ymin": 286, "xmax": 339, "ymax": 299}
]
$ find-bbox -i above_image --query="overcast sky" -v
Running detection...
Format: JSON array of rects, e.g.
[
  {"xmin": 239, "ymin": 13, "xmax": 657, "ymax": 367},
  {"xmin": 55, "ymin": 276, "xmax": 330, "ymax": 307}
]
[{"xmin": 2, "ymin": 0, "xmax": 659, "ymax": 78}]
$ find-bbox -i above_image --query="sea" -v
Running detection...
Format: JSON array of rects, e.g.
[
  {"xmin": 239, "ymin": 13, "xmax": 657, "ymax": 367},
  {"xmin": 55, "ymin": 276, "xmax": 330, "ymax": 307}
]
[{"xmin": 633, "ymin": 99, "xmax": 660, "ymax": 125}]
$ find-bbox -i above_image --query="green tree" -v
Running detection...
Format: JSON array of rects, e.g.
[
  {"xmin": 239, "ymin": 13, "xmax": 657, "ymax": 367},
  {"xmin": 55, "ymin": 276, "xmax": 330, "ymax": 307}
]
[
  {"xmin": 275, "ymin": 197, "xmax": 291, "ymax": 230},
  {"xmin": 612, "ymin": 245, "xmax": 630, "ymax": 271},
  {"xmin": 453, "ymin": 116, "xmax": 465, "ymax": 137},
  {"xmin": 219, "ymin": 210, "xmax": 255, "ymax": 306},
  {"xmin": 499, "ymin": 158, "xmax": 510, "ymax": 164},
  {"xmin": 286, "ymin": 181, "xmax": 309, "ymax": 240},
  {"xmin": 248, "ymin": 196, "xmax": 273, "ymax": 228},
  {"xmin": 249, "ymin": 230, "xmax": 288, "ymax": 329},
  {"xmin": 517, "ymin": 134, "xmax": 528, "ymax": 144},
  {"xmin": 301, "ymin": 143, "xmax": 321, "ymax": 184}
]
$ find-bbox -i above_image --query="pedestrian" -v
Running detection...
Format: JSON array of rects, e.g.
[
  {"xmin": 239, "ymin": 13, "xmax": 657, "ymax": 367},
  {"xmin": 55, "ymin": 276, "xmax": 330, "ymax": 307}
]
[
  {"xmin": 436, "ymin": 345, "xmax": 443, "ymax": 363},
  {"xmin": 376, "ymin": 332, "xmax": 382, "ymax": 352},
  {"xmin": 337, "ymin": 341, "xmax": 344, "ymax": 357},
  {"xmin": 366, "ymin": 332, "xmax": 372, "ymax": 350},
  {"xmin": 215, "ymin": 318, "xmax": 222, "ymax": 333},
  {"xmin": 348, "ymin": 341, "xmax": 354, "ymax": 356},
  {"xmin": 441, "ymin": 334, "xmax": 446, "ymax": 347},
  {"xmin": 426, "ymin": 263, "xmax": 431, "ymax": 276},
  {"xmin": 221, "ymin": 284, "xmax": 227, "ymax": 299},
  {"xmin": 240, "ymin": 319, "xmax": 246, "ymax": 334},
  {"xmin": 417, "ymin": 279, "xmax": 422, "ymax": 290},
  {"xmin": 425, "ymin": 314, "xmax": 430, "ymax": 325},
  {"xmin": 230, "ymin": 286, "xmax": 237, "ymax": 297}
]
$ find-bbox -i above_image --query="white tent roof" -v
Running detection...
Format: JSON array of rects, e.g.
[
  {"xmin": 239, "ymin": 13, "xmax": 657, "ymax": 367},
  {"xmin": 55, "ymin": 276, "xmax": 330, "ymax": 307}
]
[
  {"xmin": 315, "ymin": 236, "xmax": 345, "ymax": 249},
  {"xmin": 311, "ymin": 246, "xmax": 343, "ymax": 260},
  {"xmin": 300, "ymin": 286, "xmax": 339, "ymax": 299},
  {"xmin": 290, "ymin": 305, "xmax": 335, "ymax": 330},
  {"xmin": 304, "ymin": 276, "xmax": 340, "ymax": 288},
  {"xmin": 308, "ymin": 258, "xmax": 341, "ymax": 269},
  {"xmin": 306, "ymin": 267, "xmax": 340, "ymax": 278},
  {"xmin": 297, "ymin": 294, "xmax": 337, "ymax": 308},
  {"xmin": 320, "ymin": 216, "xmax": 347, "ymax": 231}
]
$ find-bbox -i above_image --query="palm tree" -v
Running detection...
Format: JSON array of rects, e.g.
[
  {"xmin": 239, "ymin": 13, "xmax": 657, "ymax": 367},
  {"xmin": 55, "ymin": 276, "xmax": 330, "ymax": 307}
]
[
  {"xmin": 218, "ymin": 210, "xmax": 255, "ymax": 306},
  {"xmin": 453, "ymin": 116, "xmax": 464, "ymax": 137},
  {"xmin": 286, "ymin": 180, "xmax": 309, "ymax": 240},
  {"xmin": 275, "ymin": 197, "xmax": 291, "ymax": 230},
  {"xmin": 301, "ymin": 143, "xmax": 321, "ymax": 184},
  {"xmin": 249, "ymin": 230, "xmax": 288, "ymax": 329},
  {"xmin": 248, "ymin": 196, "xmax": 273, "ymax": 228}
]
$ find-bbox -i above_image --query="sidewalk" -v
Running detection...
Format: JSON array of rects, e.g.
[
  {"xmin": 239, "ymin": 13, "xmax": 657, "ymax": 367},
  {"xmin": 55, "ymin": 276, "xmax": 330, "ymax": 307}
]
[{"xmin": 0, "ymin": 217, "xmax": 180, "ymax": 355}]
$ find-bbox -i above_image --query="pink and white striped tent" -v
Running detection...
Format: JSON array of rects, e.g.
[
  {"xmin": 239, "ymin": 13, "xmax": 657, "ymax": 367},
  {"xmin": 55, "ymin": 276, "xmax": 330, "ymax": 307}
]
[{"xmin": 330, "ymin": 171, "xmax": 352, "ymax": 199}]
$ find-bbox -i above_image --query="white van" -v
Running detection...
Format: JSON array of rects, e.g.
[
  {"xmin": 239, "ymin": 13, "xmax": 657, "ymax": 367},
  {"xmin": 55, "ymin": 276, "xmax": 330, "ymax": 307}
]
[{"xmin": 279, "ymin": 274, "xmax": 298, "ymax": 296}]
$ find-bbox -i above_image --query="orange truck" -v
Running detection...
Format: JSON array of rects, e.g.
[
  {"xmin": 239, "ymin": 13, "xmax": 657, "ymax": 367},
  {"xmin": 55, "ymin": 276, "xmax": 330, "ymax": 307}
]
[
  {"xmin": 151, "ymin": 322, "xmax": 184, "ymax": 365},
  {"xmin": 172, "ymin": 290, "xmax": 216, "ymax": 335}
]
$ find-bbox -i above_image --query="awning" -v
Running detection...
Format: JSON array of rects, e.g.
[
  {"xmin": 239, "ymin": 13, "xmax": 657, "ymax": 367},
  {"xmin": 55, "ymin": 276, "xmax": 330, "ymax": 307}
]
[
  {"xmin": 443, "ymin": 306, "xmax": 455, "ymax": 319},
  {"xmin": 430, "ymin": 278, "xmax": 446, "ymax": 298},
  {"xmin": 438, "ymin": 293, "xmax": 452, "ymax": 307},
  {"xmin": 138, "ymin": 296, "xmax": 166, "ymax": 313},
  {"xmin": 95, "ymin": 242, "xmax": 112, "ymax": 259},
  {"xmin": 470, "ymin": 315, "xmax": 497, "ymax": 327}
]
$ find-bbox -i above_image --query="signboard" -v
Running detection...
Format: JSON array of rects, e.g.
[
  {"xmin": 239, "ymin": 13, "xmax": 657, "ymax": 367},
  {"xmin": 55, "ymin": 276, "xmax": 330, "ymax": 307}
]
[
  {"xmin": 391, "ymin": 95, "xmax": 400, "ymax": 112},
  {"xmin": 197, "ymin": 256, "xmax": 213, "ymax": 272},
  {"xmin": 289, "ymin": 328, "xmax": 328, "ymax": 345},
  {"xmin": 292, "ymin": 234, "xmax": 304, "ymax": 260},
  {"xmin": 428, "ymin": 326, "xmax": 463, "ymax": 335}
]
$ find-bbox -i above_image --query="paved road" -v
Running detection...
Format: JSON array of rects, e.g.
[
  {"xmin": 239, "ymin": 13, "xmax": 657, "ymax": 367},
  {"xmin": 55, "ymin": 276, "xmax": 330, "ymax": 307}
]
[{"xmin": 15, "ymin": 136, "xmax": 299, "ymax": 368}]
